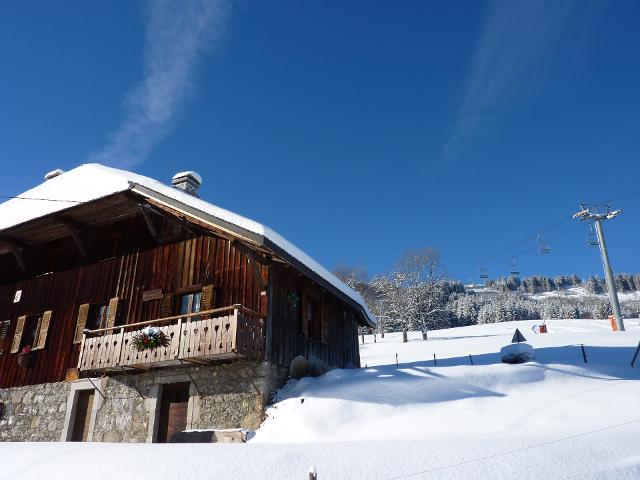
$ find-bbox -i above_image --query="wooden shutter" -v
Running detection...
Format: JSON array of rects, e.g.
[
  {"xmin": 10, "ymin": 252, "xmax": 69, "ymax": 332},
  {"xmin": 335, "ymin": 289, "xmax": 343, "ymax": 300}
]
[
  {"xmin": 201, "ymin": 284, "xmax": 215, "ymax": 311},
  {"xmin": 106, "ymin": 297, "xmax": 119, "ymax": 328},
  {"xmin": 74, "ymin": 303, "xmax": 90, "ymax": 343},
  {"xmin": 36, "ymin": 310, "xmax": 52, "ymax": 349},
  {"xmin": 11, "ymin": 315, "xmax": 26, "ymax": 353},
  {"xmin": 0, "ymin": 320, "xmax": 10, "ymax": 340},
  {"xmin": 160, "ymin": 293, "xmax": 174, "ymax": 318}
]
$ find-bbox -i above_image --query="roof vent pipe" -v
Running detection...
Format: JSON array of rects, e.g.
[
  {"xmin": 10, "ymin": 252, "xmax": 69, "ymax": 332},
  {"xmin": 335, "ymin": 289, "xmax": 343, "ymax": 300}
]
[
  {"xmin": 171, "ymin": 171, "xmax": 202, "ymax": 197},
  {"xmin": 44, "ymin": 169, "xmax": 65, "ymax": 181}
]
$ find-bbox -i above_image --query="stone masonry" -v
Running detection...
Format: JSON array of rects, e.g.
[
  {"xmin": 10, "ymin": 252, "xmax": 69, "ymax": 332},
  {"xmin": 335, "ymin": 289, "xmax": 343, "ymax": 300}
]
[
  {"xmin": 0, "ymin": 381, "xmax": 70, "ymax": 441},
  {"xmin": 0, "ymin": 360, "xmax": 288, "ymax": 442}
]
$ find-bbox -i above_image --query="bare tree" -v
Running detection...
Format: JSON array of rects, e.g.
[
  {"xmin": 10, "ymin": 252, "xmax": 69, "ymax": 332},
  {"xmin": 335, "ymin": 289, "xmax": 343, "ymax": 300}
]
[
  {"xmin": 394, "ymin": 248, "xmax": 445, "ymax": 339},
  {"xmin": 332, "ymin": 265, "xmax": 368, "ymax": 289}
]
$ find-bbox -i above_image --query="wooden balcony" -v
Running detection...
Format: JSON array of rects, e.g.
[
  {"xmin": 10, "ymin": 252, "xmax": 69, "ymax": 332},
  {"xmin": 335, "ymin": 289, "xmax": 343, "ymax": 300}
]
[{"xmin": 78, "ymin": 305, "xmax": 264, "ymax": 373}]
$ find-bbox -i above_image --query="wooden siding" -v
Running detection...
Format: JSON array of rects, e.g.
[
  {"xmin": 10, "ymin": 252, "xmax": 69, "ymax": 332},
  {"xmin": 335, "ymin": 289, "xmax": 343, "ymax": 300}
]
[
  {"xmin": 0, "ymin": 206, "xmax": 362, "ymax": 388},
  {"xmin": 268, "ymin": 262, "xmax": 360, "ymax": 370},
  {"xmin": 0, "ymin": 225, "xmax": 267, "ymax": 387}
]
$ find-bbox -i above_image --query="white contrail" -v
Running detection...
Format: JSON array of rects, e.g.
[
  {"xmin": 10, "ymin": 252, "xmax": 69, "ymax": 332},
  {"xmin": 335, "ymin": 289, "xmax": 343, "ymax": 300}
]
[
  {"xmin": 443, "ymin": 0, "xmax": 598, "ymax": 162},
  {"xmin": 89, "ymin": 0, "xmax": 229, "ymax": 167}
]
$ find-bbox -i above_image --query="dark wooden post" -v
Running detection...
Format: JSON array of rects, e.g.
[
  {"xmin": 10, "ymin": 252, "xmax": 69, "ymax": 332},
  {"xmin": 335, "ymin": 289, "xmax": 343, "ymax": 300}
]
[
  {"xmin": 631, "ymin": 341, "xmax": 640, "ymax": 367},
  {"xmin": 402, "ymin": 328, "xmax": 408, "ymax": 343}
]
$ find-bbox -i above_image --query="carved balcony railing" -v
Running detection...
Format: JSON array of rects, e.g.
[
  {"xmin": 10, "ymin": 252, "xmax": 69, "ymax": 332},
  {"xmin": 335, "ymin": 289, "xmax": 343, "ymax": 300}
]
[{"xmin": 78, "ymin": 305, "xmax": 264, "ymax": 373}]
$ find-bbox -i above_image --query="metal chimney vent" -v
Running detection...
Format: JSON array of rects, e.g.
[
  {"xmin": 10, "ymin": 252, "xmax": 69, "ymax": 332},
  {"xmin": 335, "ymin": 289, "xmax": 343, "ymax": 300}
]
[
  {"xmin": 44, "ymin": 169, "xmax": 65, "ymax": 181},
  {"xmin": 171, "ymin": 171, "xmax": 202, "ymax": 197}
]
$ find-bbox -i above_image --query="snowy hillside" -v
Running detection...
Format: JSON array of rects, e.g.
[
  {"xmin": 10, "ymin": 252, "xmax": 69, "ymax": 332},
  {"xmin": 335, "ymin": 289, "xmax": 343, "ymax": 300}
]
[
  {"xmin": 4, "ymin": 319, "xmax": 640, "ymax": 479},
  {"xmin": 469, "ymin": 283, "xmax": 640, "ymax": 303},
  {"xmin": 528, "ymin": 285, "xmax": 640, "ymax": 303}
]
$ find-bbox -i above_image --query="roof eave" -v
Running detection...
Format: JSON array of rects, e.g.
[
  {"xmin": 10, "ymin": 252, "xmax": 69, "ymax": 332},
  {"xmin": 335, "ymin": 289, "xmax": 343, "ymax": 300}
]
[{"xmin": 131, "ymin": 183, "xmax": 375, "ymax": 328}]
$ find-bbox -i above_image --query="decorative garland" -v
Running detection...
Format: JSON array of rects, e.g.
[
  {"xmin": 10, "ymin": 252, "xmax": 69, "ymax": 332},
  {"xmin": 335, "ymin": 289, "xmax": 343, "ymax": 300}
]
[
  {"xmin": 287, "ymin": 292, "xmax": 300, "ymax": 308},
  {"xmin": 131, "ymin": 326, "xmax": 169, "ymax": 352}
]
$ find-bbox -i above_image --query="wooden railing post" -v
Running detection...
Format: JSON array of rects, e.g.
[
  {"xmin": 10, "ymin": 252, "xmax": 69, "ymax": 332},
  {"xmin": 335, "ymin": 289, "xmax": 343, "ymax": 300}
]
[
  {"xmin": 232, "ymin": 306, "xmax": 239, "ymax": 352},
  {"xmin": 114, "ymin": 327, "xmax": 125, "ymax": 367},
  {"xmin": 175, "ymin": 318, "xmax": 183, "ymax": 359},
  {"xmin": 77, "ymin": 332, "xmax": 87, "ymax": 370}
]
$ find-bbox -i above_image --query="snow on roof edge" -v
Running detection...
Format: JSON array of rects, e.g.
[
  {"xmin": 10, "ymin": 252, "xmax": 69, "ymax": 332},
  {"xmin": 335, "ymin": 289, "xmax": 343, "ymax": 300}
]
[{"xmin": 0, "ymin": 163, "xmax": 375, "ymax": 326}]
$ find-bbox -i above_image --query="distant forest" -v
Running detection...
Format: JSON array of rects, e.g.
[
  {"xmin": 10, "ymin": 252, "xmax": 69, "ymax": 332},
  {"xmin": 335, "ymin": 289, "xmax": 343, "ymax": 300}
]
[{"xmin": 333, "ymin": 250, "xmax": 640, "ymax": 333}]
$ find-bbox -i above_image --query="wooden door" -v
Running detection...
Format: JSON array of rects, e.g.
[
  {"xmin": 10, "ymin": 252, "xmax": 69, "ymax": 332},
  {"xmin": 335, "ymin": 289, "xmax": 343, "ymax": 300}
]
[
  {"xmin": 70, "ymin": 390, "xmax": 95, "ymax": 442},
  {"xmin": 156, "ymin": 382, "xmax": 190, "ymax": 443}
]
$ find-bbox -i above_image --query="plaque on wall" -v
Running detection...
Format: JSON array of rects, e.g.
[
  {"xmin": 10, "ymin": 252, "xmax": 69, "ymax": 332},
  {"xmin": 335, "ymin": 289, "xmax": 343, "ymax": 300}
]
[{"xmin": 142, "ymin": 289, "xmax": 163, "ymax": 302}]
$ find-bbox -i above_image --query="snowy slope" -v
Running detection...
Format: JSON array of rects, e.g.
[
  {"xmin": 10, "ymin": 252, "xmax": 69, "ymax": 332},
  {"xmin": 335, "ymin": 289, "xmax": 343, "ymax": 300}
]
[
  {"xmin": 3, "ymin": 319, "xmax": 640, "ymax": 479},
  {"xmin": 469, "ymin": 284, "xmax": 640, "ymax": 304}
]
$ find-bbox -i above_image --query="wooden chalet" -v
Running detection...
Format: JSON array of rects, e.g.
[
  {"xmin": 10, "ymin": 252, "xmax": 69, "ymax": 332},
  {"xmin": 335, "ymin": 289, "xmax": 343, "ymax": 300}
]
[{"xmin": 0, "ymin": 164, "xmax": 374, "ymax": 442}]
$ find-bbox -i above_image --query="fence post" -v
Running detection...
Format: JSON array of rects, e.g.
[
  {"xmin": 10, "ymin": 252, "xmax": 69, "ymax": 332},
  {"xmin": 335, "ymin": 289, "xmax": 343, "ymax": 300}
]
[
  {"xmin": 631, "ymin": 341, "xmax": 640, "ymax": 367},
  {"xmin": 402, "ymin": 328, "xmax": 408, "ymax": 343},
  {"xmin": 433, "ymin": 353, "xmax": 437, "ymax": 366},
  {"xmin": 468, "ymin": 354, "xmax": 474, "ymax": 365},
  {"xmin": 396, "ymin": 353, "xmax": 398, "ymax": 366},
  {"xmin": 580, "ymin": 344, "xmax": 587, "ymax": 363}
]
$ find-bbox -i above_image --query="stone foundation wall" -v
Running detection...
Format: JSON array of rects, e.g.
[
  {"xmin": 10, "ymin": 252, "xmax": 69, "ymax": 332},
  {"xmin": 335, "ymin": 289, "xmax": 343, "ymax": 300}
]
[
  {"xmin": 0, "ymin": 382, "xmax": 70, "ymax": 441},
  {"xmin": 0, "ymin": 360, "xmax": 288, "ymax": 443}
]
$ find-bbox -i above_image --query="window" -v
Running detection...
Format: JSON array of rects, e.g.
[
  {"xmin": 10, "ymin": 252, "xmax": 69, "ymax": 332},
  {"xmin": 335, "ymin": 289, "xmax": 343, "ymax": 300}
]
[
  {"xmin": 179, "ymin": 292, "xmax": 202, "ymax": 320},
  {"xmin": 85, "ymin": 303, "xmax": 110, "ymax": 331},
  {"xmin": 21, "ymin": 315, "xmax": 43, "ymax": 351}
]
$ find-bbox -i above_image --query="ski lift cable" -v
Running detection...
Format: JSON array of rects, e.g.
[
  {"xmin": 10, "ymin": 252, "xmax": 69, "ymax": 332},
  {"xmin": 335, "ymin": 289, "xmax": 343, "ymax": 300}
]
[
  {"xmin": 0, "ymin": 194, "xmax": 83, "ymax": 203},
  {"xmin": 596, "ymin": 189, "xmax": 640, "ymax": 206},
  {"xmin": 449, "ymin": 188, "xmax": 640, "ymax": 280}
]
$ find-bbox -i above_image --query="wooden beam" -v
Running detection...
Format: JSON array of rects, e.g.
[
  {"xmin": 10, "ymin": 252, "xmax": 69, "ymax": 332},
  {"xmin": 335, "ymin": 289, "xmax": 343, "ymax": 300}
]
[
  {"xmin": 179, "ymin": 357, "xmax": 209, "ymax": 366},
  {"xmin": 0, "ymin": 240, "xmax": 26, "ymax": 273},
  {"xmin": 137, "ymin": 204, "xmax": 158, "ymax": 239},
  {"xmin": 233, "ymin": 241, "xmax": 267, "ymax": 291},
  {"xmin": 53, "ymin": 216, "xmax": 88, "ymax": 258},
  {"xmin": 141, "ymin": 202, "xmax": 197, "ymax": 237}
]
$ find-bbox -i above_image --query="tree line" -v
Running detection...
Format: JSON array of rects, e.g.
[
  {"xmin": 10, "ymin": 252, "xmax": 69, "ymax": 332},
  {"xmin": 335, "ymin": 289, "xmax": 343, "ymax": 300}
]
[{"xmin": 333, "ymin": 248, "xmax": 640, "ymax": 333}]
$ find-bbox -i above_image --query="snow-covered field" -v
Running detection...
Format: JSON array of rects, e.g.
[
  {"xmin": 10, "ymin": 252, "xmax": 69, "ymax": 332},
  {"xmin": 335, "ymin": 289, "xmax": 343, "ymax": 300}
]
[{"xmin": 3, "ymin": 319, "xmax": 640, "ymax": 479}]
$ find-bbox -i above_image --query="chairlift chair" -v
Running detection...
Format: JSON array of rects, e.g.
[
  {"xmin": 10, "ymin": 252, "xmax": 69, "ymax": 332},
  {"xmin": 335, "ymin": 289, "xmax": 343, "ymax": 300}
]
[
  {"xmin": 537, "ymin": 233, "xmax": 551, "ymax": 254},
  {"xmin": 510, "ymin": 257, "xmax": 520, "ymax": 276},
  {"xmin": 479, "ymin": 268, "xmax": 489, "ymax": 280},
  {"xmin": 586, "ymin": 223, "xmax": 599, "ymax": 246}
]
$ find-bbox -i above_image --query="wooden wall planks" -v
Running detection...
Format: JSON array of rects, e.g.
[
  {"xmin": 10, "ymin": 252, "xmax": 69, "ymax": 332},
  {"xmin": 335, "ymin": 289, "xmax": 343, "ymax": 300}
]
[
  {"xmin": 0, "ymin": 212, "xmax": 361, "ymax": 388},
  {"xmin": 0, "ymin": 222, "xmax": 266, "ymax": 387}
]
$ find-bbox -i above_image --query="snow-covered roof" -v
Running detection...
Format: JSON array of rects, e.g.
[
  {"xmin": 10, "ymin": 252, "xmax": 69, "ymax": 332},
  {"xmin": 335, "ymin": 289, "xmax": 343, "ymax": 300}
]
[{"xmin": 0, "ymin": 163, "xmax": 375, "ymax": 326}]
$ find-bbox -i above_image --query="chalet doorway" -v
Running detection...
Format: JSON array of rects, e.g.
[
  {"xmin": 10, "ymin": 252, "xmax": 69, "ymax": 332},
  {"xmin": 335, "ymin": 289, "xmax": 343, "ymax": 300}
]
[
  {"xmin": 156, "ymin": 382, "xmax": 190, "ymax": 443},
  {"xmin": 70, "ymin": 389, "xmax": 95, "ymax": 442}
]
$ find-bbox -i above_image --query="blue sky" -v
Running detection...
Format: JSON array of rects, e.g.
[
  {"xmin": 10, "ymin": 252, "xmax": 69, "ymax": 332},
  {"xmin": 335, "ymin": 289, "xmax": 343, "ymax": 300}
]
[{"xmin": 1, "ymin": 0, "xmax": 639, "ymax": 282}]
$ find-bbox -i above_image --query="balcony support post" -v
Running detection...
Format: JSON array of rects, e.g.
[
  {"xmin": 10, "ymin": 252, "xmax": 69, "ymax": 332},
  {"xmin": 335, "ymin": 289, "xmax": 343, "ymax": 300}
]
[
  {"xmin": 86, "ymin": 377, "xmax": 107, "ymax": 400},
  {"xmin": 177, "ymin": 362, "xmax": 203, "ymax": 397}
]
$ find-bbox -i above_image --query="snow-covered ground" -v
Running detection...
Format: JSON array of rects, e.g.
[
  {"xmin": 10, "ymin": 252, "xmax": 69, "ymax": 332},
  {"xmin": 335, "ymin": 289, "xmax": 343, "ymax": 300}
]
[
  {"xmin": 3, "ymin": 319, "xmax": 640, "ymax": 479},
  {"xmin": 528, "ymin": 285, "xmax": 640, "ymax": 303}
]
